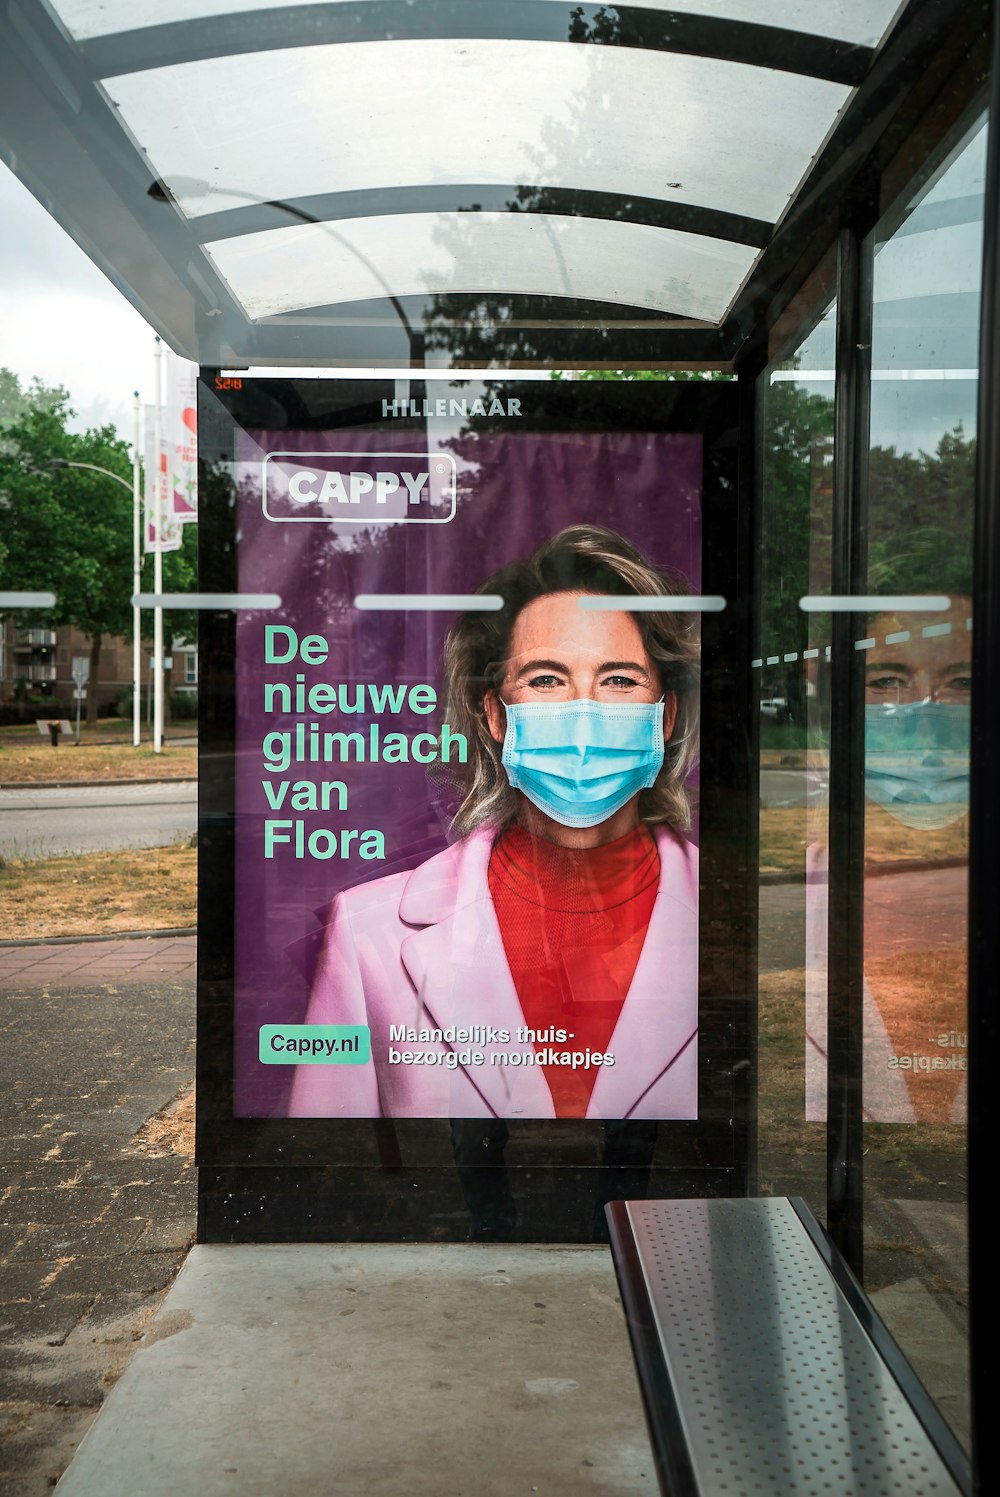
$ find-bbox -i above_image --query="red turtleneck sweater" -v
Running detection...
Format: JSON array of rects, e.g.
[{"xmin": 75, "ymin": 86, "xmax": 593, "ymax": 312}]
[{"xmin": 487, "ymin": 822, "xmax": 659, "ymax": 1117}]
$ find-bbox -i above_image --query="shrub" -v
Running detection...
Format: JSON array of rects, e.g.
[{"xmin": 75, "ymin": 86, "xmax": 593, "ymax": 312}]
[{"xmin": 170, "ymin": 691, "xmax": 198, "ymax": 720}]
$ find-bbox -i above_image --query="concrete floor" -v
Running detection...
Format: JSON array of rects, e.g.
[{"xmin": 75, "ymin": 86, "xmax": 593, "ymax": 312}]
[{"xmin": 54, "ymin": 1243, "xmax": 656, "ymax": 1497}]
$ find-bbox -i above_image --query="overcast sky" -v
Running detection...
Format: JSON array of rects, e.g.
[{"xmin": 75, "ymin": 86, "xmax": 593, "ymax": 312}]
[{"xmin": 0, "ymin": 162, "xmax": 156, "ymax": 441}]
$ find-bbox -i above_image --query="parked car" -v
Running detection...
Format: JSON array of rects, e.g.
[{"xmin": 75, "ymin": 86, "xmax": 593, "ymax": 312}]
[{"xmin": 759, "ymin": 697, "xmax": 791, "ymax": 723}]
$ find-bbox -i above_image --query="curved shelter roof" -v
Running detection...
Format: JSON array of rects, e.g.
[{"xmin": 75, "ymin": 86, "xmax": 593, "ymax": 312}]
[{"xmin": 0, "ymin": 0, "xmax": 979, "ymax": 367}]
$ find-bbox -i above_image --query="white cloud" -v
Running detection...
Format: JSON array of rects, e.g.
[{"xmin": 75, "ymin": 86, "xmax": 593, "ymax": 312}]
[{"xmin": 0, "ymin": 164, "xmax": 158, "ymax": 440}]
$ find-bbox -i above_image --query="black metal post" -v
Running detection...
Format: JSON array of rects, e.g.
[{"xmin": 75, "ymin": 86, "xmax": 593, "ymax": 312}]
[
  {"xmin": 736, "ymin": 355, "xmax": 765, "ymax": 1195},
  {"xmin": 968, "ymin": 6, "xmax": 1000, "ymax": 1488},
  {"xmin": 825, "ymin": 226, "xmax": 871, "ymax": 1275}
]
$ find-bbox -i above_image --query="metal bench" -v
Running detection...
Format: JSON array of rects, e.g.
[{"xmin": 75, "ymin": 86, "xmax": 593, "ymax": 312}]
[{"xmin": 606, "ymin": 1197, "xmax": 971, "ymax": 1497}]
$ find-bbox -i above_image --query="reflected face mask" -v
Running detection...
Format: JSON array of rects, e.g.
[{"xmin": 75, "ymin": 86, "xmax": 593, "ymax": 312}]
[
  {"xmin": 500, "ymin": 698, "xmax": 665, "ymax": 829},
  {"xmin": 864, "ymin": 702, "xmax": 970, "ymax": 829}
]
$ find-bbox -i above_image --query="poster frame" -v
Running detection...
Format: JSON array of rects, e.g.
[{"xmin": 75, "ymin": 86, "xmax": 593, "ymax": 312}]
[{"xmin": 194, "ymin": 372, "xmax": 756, "ymax": 1243}]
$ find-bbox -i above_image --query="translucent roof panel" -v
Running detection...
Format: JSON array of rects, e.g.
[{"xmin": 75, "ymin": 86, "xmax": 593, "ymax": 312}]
[
  {"xmin": 204, "ymin": 212, "xmax": 758, "ymax": 322},
  {"xmin": 104, "ymin": 40, "xmax": 850, "ymax": 226},
  {"xmin": 53, "ymin": 0, "xmax": 905, "ymax": 48}
]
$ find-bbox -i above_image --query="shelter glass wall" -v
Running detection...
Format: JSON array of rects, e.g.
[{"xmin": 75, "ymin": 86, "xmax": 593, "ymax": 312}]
[
  {"xmin": 755, "ymin": 116, "xmax": 984, "ymax": 1453},
  {"xmin": 857, "ymin": 117, "xmax": 984, "ymax": 1450}
]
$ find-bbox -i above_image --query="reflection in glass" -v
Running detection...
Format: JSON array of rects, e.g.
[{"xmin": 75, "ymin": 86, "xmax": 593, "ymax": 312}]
[
  {"xmin": 863, "ymin": 602, "xmax": 971, "ymax": 830},
  {"xmin": 856, "ymin": 119, "xmax": 984, "ymax": 1452}
]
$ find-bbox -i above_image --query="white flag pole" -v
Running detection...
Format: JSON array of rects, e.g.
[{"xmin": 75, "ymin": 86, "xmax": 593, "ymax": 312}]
[
  {"xmin": 132, "ymin": 391, "xmax": 141, "ymax": 749},
  {"xmin": 153, "ymin": 339, "xmax": 164, "ymax": 754}
]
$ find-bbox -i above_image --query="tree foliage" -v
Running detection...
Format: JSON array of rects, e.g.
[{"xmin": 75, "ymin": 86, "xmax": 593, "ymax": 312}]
[
  {"xmin": 0, "ymin": 368, "xmax": 196, "ymax": 721},
  {"xmin": 758, "ymin": 369, "xmax": 975, "ymax": 721}
]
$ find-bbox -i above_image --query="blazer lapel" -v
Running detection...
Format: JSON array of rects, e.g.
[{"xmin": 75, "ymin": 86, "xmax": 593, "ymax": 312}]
[
  {"xmin": 397, "ymin": 830, "xmax": 554, "ymax": 1118},
  {"xmin": 393, "ymin": 824, "xmax": 698, "ymax": 1121},
  {"xmin": 587, "ymin": 829, "xmax": 699, "ymax": 1118}
]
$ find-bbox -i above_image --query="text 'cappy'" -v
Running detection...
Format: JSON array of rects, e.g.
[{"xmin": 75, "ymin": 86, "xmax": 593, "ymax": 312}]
[
  {"xmin": 288, "ymin": 468, "xmax": 428, "ymax": 507},
  {"xmin": 262, "ymin": 450, "xmax": 457, "ymax": 525}
]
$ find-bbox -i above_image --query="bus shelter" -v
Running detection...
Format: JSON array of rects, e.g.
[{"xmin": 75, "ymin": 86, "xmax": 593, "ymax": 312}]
[{"xmin": 0, "ymin": 1, "xmax": 995, "ymax": 1489}]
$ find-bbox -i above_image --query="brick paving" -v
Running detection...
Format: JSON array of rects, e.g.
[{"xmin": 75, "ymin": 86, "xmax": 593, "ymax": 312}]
[
  {"xmin": 0, "ymin": 936, "xmax": 195, "ymax": 991},
  {"xmin": 0, "ymin": 937, "xmax": 196, "ymax": 1494}
]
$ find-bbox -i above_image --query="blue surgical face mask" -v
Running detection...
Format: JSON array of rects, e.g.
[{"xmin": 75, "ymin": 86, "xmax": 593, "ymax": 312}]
[
  {"xmin": 864, "ymin": 701, "xmax": 969, "ymax": 829},
  {"xmin": 500, "ymin": 698, "xmax": 665, "ymax": 829}
]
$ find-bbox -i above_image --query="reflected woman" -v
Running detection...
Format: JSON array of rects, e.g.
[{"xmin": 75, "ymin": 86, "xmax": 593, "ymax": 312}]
[{"xmin": 288, "ymin": 524, "xmax": 700, "ymax": 1121}]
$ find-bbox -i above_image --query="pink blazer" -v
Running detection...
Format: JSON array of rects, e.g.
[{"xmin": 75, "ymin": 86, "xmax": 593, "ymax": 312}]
[{"xmin": 287, "ymin": 824, "xmax": 698, "ymax": 1120}]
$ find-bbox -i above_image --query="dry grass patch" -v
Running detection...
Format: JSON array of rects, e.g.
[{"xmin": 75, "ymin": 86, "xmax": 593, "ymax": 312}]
[
  {"xmin": 0, "ymin": 843, "xmax": 196, "ymax": 940},
  {"xmin": 759, "ymin": 803, "xmax": 968, "ymax": 876},
  {"xmin": 757, "ymin": 963, "xmax": 965, "ymax": 1160},
  {"xmin": 759, "ymin": 808, "xmax": 812, "ymax": 876},
  {"xmin": 0, "ymin": 742, "xmax": 196, "ymax": 783},
  {"xmin": 129, "ymin": 1085, "xmax": 195, "ymax": 1159}
]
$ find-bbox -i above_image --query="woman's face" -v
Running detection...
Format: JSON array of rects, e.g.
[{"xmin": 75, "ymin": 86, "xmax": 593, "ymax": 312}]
[
  {"xmin": 485, "ymin": 591, "xmax": 677, "ymax": 736},
  {"xmin": 865, "ymin": 598, "xmax": 972, "ymax": 705}
]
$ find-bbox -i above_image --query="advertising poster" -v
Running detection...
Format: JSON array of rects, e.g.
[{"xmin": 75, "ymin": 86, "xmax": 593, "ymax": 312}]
[{"xmin": 230, "ymin": 381, "xmax": 702, "ymax": 1121}]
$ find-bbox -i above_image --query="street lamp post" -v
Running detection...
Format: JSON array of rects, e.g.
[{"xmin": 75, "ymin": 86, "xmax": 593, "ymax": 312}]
[
  {"xmin": 45, "ymin": 454, "xmax": 142, "ymax": 746},
  {"xmin": 153, "ymin": 340, "xmax": 164, "ymax": 757}
]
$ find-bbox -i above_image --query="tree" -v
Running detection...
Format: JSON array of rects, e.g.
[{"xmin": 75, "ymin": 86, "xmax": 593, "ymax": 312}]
[
  {"xmin": 0, "ymin": 374, "xmax": 195, "ymax": 724},
  {"xmin": 867, "ymin": 423, "xmax": 974, "ymax": 597},
  {"xmin": 552, "ymin": 369, "xmax": 732, "ymax": 382},
  {"xmin": 0, "ymin": 368, "xmax": 66, "ymax": 431}
]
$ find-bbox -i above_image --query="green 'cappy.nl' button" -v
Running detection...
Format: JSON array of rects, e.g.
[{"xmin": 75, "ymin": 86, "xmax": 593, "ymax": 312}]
[{"xmin": 259, "ymin": 1025, "xmax": 371, "ymax": 1064}]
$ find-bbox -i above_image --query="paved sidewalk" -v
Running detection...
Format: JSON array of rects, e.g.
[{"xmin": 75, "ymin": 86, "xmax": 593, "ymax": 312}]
[
  {"xmin": 0, "ymin": 935, "xmax": 196, "ymax": 1494},
  {"xmin": 0, "ymin": 936, "xmax": 195, "ymax": 990}
]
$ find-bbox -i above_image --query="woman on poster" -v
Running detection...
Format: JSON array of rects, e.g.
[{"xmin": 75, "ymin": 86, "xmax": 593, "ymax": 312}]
[{"xmin": 288, "ymin": 524, "xmax": 700, "ymax": 1121}]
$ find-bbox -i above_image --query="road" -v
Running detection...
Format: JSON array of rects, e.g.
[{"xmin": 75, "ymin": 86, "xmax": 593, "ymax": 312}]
[
  {"xmin": 0, "ymin": 781, "xmax": 197, "ymax": 859},
  {"xmin": 758, "ymin": 863, "xmax": 967, "ymax": 972},
  {"xmin": 759, "ymin": 767, "xmax": 827, "ymax": 807}
]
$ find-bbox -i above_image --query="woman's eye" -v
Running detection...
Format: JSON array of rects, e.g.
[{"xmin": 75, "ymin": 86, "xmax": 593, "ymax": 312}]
[
  {"xmin": 945, "ymin": 674, "xmax": 973, "ymax": 693},
  {"xmin": 867, "ymin": 674, "xmax": 906, "ymax": 691},
  {"xmin": 604, "ymin": 674, "xmax": 641, "ymax": 689},
  {"xmin": 525, "ymin": 674, "xmax": 561, "ymax": 689}
]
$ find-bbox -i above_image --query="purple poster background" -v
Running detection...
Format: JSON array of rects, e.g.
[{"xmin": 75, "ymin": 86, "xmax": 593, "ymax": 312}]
[{"xmin": 233, "ymin": 404, "xmax": 702, "ymax": 1115}]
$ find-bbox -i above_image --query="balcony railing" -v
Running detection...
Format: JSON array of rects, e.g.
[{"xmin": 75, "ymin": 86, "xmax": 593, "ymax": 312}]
[
  {"xmin": 12, "ymin": 629, "xmax": 56, "ymax": 647},
  {"xmin": 16, "ymin": 664, "xmax": 58, "ymax": 684}
]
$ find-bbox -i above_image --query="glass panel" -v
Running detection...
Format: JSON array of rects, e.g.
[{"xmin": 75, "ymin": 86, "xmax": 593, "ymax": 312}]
[
  {"xmin": 756, "ymin": 305, "xmax": 835, "ymax": 1211},
  {"xmin": 103, "ymin": 42, "xmax": 850, "ymax": 225},
  {"xmin": 858, "ymin": 118, "xmax": 985, "ymax": 1453},
  {"xmin": 204, "ymin": 213, "xmax": 757, "ymax": 321},
  {"xmin": 52, "ymin": 0, "xmax": 905, "ymax": 48}
]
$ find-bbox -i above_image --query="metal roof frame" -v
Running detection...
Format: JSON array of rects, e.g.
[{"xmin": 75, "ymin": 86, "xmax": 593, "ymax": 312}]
[{"xmin": 0, "ymin": 0, "xmax": 988, "ymax": 369}]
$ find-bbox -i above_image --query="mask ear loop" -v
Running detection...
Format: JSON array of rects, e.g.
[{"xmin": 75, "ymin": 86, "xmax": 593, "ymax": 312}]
[{"xmin": 655, "ymin": 694, "xmax": 696, "ymax": 753}]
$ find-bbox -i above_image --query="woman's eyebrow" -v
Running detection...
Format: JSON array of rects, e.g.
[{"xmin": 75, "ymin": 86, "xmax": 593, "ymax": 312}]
[
  {"xmin": 512, "ymin": 657, "xmax": 652, "ymax": 676},
  {"xmin": 514, "ymin": 657, "xmax": 570, "ymax": 676},
  {"xmin": 598, "ymin": 659, "xmax": 650, "ymax": 675},
  {"xmin": 865, "ymin": 660, "xmax": 913, "ymax": 673}
]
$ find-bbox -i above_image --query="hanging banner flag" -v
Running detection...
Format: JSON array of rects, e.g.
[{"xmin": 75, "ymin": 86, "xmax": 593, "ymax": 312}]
[
  {"xmin": 164, "ymin": 349, "xmax": 198, "ymax": 523},
  {"xmin": 143, "ymin": 404, "xmax": 182, "ymax": 553}
]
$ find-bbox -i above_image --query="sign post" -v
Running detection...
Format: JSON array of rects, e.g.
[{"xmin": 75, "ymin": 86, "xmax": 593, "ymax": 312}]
[{"xmin": 70, "ymin": 657, "xmax": 90, "ymax": 746}]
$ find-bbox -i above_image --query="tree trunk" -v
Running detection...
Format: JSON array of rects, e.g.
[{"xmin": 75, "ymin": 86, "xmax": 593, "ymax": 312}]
[{"xmin": 86, "ymin": 631, "xmax": 102, "ymax": 726}]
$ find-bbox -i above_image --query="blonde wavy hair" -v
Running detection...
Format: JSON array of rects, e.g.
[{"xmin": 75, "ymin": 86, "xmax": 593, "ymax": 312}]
[{"xmin": 442, "ymin": 524, "xmax": 700, "ymax": 835}]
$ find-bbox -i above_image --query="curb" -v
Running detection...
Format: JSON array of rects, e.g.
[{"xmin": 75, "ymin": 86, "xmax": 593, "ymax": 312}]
[
  {"xmin": 0, "ymin": 777, "xmax": 197, "ymax": 790},
  {"xmin": 0, "ymin": 926, "xmax": 197, "ymax": 949},
  {"xmin": 760, "ymin": 854, "xmax": 966, "ymax": 885}
]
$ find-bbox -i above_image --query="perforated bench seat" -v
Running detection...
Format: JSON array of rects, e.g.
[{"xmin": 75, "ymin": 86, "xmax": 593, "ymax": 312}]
[{"xmin": 606, "ymin": 1197, "xmax": 971, "ymax": 1497}]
